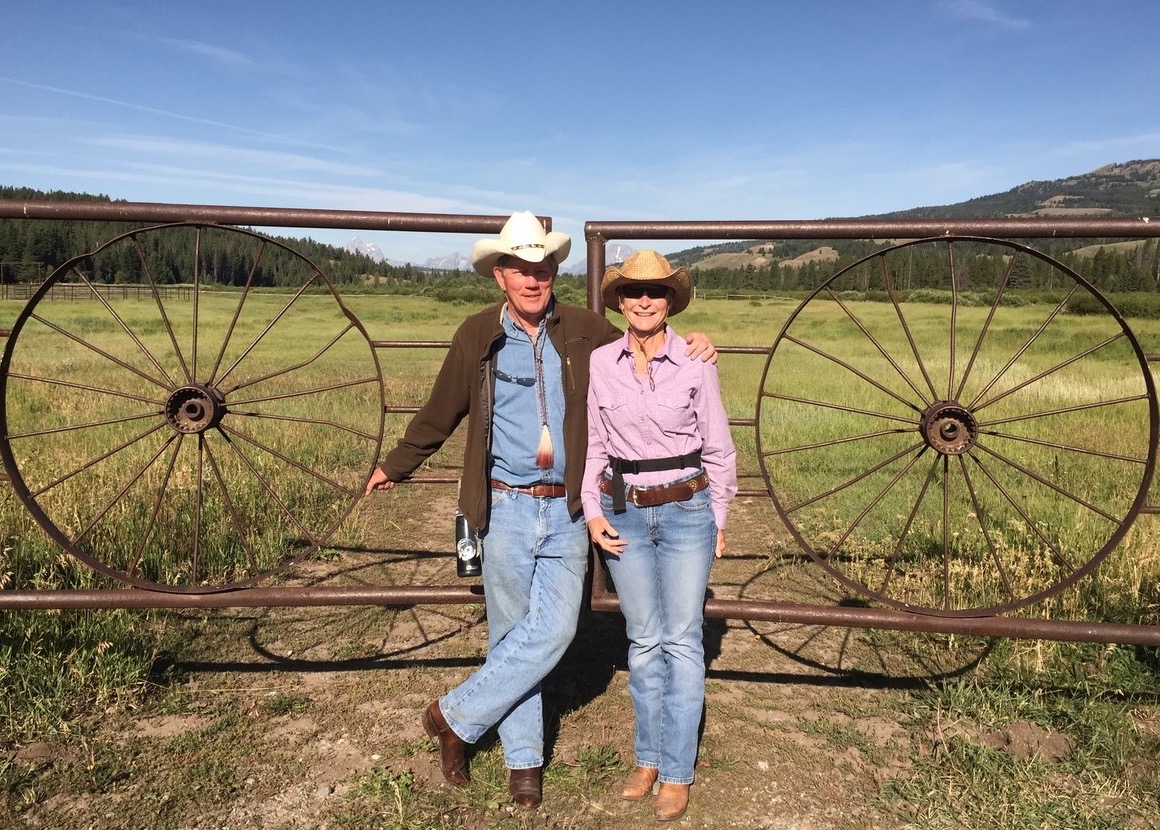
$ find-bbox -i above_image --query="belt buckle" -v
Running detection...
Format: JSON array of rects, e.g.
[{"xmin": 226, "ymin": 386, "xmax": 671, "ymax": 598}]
[{"xmin": 629, "ymin": 486, "xmax": 643, "ymax": 507}]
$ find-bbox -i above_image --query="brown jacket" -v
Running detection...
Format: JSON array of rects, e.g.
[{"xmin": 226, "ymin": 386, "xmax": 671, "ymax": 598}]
[{"xmin": 378, "ymin": 300, "xmax": 620, "ymax": 532}]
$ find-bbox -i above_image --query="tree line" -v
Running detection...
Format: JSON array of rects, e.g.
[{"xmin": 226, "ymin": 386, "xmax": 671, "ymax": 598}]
[
  {"xmin": 688, "ymin": 239, "xmax": 1160, "ymax": 295},
  {"xmin": 2, "ymin": 186, "xmax": 1158, "ymax": 296}
]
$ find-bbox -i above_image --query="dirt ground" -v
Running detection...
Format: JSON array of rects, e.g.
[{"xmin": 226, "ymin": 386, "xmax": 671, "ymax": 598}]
[{"xmin": 7, "ymin": 487, "xmax": 1015, "ymax": 830}]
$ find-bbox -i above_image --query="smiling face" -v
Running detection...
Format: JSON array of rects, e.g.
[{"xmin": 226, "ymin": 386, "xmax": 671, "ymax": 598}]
[
  {"xmin": 494, "ymin": 255, "xmax": 558, "ymax": 334},
  {"xmin": 618, "ymin": 283, "xmax": 671, "ymax": 339}
]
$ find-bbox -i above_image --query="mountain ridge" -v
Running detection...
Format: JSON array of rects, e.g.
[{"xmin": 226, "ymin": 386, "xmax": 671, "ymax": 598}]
[{"xmin": 665, "ymin": 159, "xmax": 1160, "ymax": 270}]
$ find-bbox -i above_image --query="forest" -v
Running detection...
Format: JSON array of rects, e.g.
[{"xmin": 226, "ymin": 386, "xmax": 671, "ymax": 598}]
[{"xmin": 2, "ymin": 185, "xmax": 1158, "ymax": 297}]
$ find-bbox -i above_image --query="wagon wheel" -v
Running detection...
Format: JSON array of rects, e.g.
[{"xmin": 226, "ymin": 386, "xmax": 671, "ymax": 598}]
[
  {"xmin": 0, "ymin": 223, "xmax": 385, "ymax": 593},
  {"xmin": 244, "ymin": 553, "xmax": 488, "ymax": 665},
  {"xmin": 735, "ymin": 555, "xmax": 990, "ymax": 679},
  {"xmin": 756, "ymin": 236, "xmax": 1158, "ymax": 617}
]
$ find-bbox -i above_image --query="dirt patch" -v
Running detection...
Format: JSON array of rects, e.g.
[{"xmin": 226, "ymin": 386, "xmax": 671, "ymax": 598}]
[
  {"xmin": 982, "ymin": 721, "xmax": 1076, "ymax": 763},
  {"xmin": 0, "ymin": 486, "xmax": 1045, "ymax": 829}
]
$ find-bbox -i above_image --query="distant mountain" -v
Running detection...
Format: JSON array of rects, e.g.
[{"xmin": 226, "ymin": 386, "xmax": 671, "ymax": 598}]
[
  {"xmin": 561, "ymin": 242, "xmax": 636, "ymax": 275},
  {"xmin": 878, "ymin": 159, "xmax": 1160, "ymax": 220},
  {"xmin": 344, "ymin": 236, "xmax": 406, "ymax": 267},
  {"xmin": 424, "ymin": 251, "xmax": 471, "ymax": 271},
  {"xmin": 665, "ymin": 159, "xmax": 1160, "ymax": 270},
  {"xmin": 345, "ymin": 238, "xmax": 468, "ymax": 271}
]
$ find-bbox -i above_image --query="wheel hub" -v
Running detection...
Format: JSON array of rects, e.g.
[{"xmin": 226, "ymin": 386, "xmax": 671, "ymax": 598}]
[
  {"xmin": 920, "ymin": 401, "xmax": 977, "ymax": 455},
  {"xmin": 165, "ymin": 384, "xmax": 227, "ymax": 434}
]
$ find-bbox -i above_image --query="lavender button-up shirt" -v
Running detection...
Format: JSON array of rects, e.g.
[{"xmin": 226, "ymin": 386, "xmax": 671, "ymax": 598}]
[{"xmin": 581, "ymin": 328, "xmax": 737, "ymax": 529}]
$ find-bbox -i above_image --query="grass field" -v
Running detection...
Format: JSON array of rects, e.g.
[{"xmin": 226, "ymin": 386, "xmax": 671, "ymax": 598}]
[{"xmin": 3, "ymin": 287, "xmax": 1160, "ymax": 828}]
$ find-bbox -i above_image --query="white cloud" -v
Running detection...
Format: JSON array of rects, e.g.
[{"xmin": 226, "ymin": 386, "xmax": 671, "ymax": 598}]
[
  {"xmin": 156, "ymin": 37, "xmax": 256, "ymax": 70},
  {"xmin": 941, "ymin": 0, "xmax": 1032, "ymax": 29}
]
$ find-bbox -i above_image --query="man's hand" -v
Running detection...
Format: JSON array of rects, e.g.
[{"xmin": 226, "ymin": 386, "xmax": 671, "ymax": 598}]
[
  {"xmin": 684, "ymin": 331, "xmax": 718, "ymax": 364},
  {"xmin": 364, "ymin": 466, "xmax": 397, "ymax": 495}
]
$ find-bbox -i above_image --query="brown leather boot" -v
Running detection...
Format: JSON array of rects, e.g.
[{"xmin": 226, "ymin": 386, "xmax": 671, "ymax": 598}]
[
  {"xmin": 509, "ymin": 767, "xmax": 542, "ymax": 808},
  {"xmin": 654, "ymin": 782, "xmax": 690, "ymax": 822},
  {"xmin": 421, "ymin": 701, "xmax": 469, "ymax": 785},
  {"xmin": 621, "ymin": 766, "xmax": 659, "ymax": 800}
]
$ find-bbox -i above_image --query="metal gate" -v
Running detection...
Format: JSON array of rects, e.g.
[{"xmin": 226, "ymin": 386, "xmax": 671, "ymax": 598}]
[{"xmin": 2, "ymin": 199, "xmax": 1159, "ymax": 650}]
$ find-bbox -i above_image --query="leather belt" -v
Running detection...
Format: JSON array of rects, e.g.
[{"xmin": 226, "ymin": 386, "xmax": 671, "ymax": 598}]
[
  {"xmin": 490, "ymin": 479, "xmax": 567, "ymax": 498},
  {"xmin": 598, "ymin": 471, "xmax": 709, "ymax": 508}
]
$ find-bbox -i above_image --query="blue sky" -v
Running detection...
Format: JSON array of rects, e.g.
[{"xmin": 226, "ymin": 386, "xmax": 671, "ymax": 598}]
[{"xmin": 2, "ymin": 1, "xmax": 1157, "ymax": 266}]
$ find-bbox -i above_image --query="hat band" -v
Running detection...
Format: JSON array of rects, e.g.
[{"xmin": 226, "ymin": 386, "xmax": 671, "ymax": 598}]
[{"xmin": 510, "ymin": 243, "xmax": 546, "ymax": 252}]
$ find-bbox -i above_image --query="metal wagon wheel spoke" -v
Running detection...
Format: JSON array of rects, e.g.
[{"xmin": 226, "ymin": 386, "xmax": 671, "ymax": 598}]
[
  {"xmin": 756, "ymin": 236, "xmax": 1158, "ymax": 616},
  {"xmin": 0, "ymin": 223, "xmax": 385, "ymax": 592},
  {"xmin": 735, "ymin": 555, "xmax": 991, "ymax": 680}
]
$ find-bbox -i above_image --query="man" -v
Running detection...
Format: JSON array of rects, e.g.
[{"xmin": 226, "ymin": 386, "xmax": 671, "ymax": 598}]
[{"xmin": 365, "ymin": 211, "xmax": 714, "ymax": 808}]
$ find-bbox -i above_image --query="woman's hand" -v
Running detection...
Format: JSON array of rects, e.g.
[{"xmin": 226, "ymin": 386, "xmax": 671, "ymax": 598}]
[
  {"xmin": 588, "ymin": 517, "xmax": 626, "ymax": 555},
  {"xmin": 715, "ymin": 529, "xmax": 726, "ymax": 558}
]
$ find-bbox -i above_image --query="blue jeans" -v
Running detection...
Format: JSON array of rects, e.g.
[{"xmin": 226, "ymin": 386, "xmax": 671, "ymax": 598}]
[
  {"xmin": 439, "ymin": 488, "xmax": 588, "ymax": 769},
  {"xmin": 601, "ymin": 480, "xmax": 716, "ymax": 785}
]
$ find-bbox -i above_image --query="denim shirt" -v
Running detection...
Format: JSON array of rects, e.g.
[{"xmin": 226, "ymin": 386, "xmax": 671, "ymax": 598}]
[{"xmin": 489, "ymin": 305, "xmax": 567, "ymax": 486}]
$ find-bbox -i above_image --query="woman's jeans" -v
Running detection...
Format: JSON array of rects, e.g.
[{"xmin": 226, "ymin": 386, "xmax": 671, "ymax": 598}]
[
  {"xmin": 439, "ymin": 488, "xmax": 588, "ymax": 770},
  {"xmin": 601, "ymin": 481, "xmax": 717, "ymax": 785}
]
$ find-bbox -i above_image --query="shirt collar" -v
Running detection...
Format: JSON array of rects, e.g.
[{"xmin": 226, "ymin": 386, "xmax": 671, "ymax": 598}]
[
  {"xmin": 500, "ymin": 298, "xmax": 555, "ymax": 339},
  {"xmin": 615, "ymin": 326, "xmax": 677, "ymax": 364}
]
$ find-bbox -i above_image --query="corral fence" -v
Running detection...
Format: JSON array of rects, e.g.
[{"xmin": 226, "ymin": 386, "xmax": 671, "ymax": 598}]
[
  {"xmin": 2, "ymin": 198, "xmax": 1160, "ymax": 651},
  {"xmin": 1, "ymin": 281, "xmax": 192, "ymax": 302}
]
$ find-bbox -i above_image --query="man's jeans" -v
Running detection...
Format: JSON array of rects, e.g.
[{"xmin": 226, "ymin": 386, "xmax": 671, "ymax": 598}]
[
  {"xmin": 439, "ymin": 488, "xmax": 588, "ymax": 769},
  {"xmin": 601, "ymin": 481, "xmax": 716, "ymax": 785}
]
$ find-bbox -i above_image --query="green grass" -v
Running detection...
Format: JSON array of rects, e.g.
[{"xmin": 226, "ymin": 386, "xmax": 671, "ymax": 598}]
[
  {"xmin": 888, "ymin": 654, "xmax": 1160, "ymax": 828},
  {"xmin": 4, "ymin": 289, "xmax": 1160, "ymax": 828}
]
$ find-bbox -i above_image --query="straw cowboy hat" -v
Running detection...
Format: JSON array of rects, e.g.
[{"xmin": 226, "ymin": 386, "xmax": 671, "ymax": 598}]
[
  {"xmin": 601, "ymin": 249, "xmax": 692, "ymax": 315},
  {"xmin": 471, "ymin": 211, "xmax": 572, "ymax": 277}
]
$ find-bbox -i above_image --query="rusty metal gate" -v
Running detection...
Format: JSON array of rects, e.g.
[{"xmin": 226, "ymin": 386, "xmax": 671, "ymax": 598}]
[{"xmin": 2, "ymin": 199, "xmax": 1159, "ymax": 650}]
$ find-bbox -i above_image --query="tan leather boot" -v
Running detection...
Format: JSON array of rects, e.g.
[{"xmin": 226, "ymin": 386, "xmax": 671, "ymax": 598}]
[
  {"xmin": 654, "ymin": 782, "xmax": 690, "ymax": 821},
  {"xmin": 620, "ymin": 766, "xmax": 659, "ymax": 800}
]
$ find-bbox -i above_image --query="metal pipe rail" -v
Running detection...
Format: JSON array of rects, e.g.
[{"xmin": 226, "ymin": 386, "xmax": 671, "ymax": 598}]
[{"xmin": 3, "ymin": 200, "xmax": 1160, "ymax": 644}]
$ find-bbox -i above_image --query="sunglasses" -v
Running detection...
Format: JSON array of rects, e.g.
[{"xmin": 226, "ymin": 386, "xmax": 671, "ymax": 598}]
[{"xmin": 619, "ymin": 283, "xmax": 670, "ymax": 300}]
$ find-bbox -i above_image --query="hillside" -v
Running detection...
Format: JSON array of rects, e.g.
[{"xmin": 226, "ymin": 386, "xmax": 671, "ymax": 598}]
[{"xmin": 665, "ymin": 159, "xmax": 1160, "ymax": 271}]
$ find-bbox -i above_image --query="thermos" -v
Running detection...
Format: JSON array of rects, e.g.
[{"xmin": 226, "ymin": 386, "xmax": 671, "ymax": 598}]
[{"xmin": 455, "ymin": 509, "xmax": 482, "ymax": 578}]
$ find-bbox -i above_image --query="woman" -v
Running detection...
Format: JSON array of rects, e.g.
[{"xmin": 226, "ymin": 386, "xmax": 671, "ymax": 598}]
[{"xmin": 582, "ymin": 249, "xmax": 737, "ymax": 822}]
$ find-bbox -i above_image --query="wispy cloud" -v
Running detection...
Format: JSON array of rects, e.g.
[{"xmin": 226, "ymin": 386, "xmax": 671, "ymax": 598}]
[
  {"xmin": 83, "ymin": 135, "xmax": 378, "ymax": 178},
  {"xmin": 155, "ymin": 37, "xmax": 257, "ymax": 69},
  {"xmin": 0, "ymin": 77, "xmax": 334, "ymax": 150},
  {"xmin": 941, "ymin": 0, "xmax": 1032, "ymax": 29},
  {"xmin": 1049, "ymin": 131, "xmax": 1160, "ymax": 160}
]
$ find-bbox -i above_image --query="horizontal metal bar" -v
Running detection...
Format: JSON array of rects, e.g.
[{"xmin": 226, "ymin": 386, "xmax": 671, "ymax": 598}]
[
  {"xmin": 718, "ymin": 346, "xmax": 773, "ymax": 355},
  {"xmin": 6, "ymin": 586, "xmax": 1160, "ymax": 646},
  {"xmin": 0, "ymin": 584, "xmax": 484, "ymax": 610},
  {"xmin": 585, "ymin": 217, "xmax": 1160, "ymax": 241},
  {"xmin": 372, "ymin": 341, "xmax": 452, "ymax": 349},
  {"xmin": 589, "ymin": 594, "xmax": 1160, "ymax": 646},
  {"xmin": 0, "ymin": 200, "xmax": 545, "ymax": 234}
]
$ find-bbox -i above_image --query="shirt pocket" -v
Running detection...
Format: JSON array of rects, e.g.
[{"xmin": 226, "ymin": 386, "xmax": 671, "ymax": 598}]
[
  {"xmin": 598, "ymin": 399, "xmax": 630, "ymax": 433},
  {"xmin": 655, "ymin": 391, "xmax": 693, "ymax": 433}
]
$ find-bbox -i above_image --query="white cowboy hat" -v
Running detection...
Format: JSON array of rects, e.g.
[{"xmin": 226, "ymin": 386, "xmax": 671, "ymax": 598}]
[
  {"xmin": 471, "ymin": 211, "xmax": 572, "ymax": 277},
  {"xmin": 601, "ymin": 249, "xmax": 692, "ymax": 315}
]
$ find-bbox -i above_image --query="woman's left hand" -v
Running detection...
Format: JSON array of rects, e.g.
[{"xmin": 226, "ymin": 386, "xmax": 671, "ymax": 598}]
[
  {"xmin": 715, "ymin": 529, "xmax": 726, "ymax": 558},
  {"xmin": 588, "ymin": 517, "xmax": 627, "ymax": 555}
]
